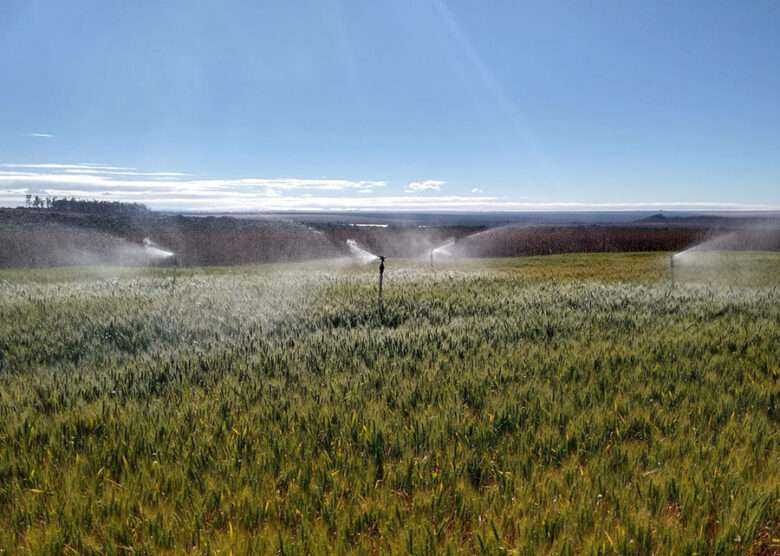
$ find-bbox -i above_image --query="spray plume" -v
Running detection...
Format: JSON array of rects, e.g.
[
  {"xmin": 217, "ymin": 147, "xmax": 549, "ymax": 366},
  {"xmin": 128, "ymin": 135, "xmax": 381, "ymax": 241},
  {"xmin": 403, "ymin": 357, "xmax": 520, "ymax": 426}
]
[
  {"xmin": 432, "ymin": 238, "xmax": 456, "ymax": 258},
  {"xmin": 671, "ymin": 223, "xmax": 780, "ymax": 286},
  {"xmin": 346, "ymin": 239, "xmax": 379, "ymax": 264},
  {"xmin": 142, "ymin": 238, "xmax": 175, "ymax": 260},
  {"xmin": 674, "ymin": 224, "xmax": 780, "ymax": 260}
]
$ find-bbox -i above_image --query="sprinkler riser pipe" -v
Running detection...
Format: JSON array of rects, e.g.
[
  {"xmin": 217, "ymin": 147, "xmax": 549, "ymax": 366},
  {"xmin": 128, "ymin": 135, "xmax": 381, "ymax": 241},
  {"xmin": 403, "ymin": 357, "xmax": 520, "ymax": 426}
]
[{"xmin": 378, "ymin": 256, "xmax": 385, "ymax": 310}]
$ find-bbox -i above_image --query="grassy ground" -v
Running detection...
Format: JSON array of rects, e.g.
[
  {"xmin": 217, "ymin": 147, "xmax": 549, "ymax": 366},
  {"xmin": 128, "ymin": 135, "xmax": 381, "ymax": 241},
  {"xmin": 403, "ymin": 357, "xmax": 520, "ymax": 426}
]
[{"xmin": 0, "ymin": 252, "xmax": 779, "ymax": 555}]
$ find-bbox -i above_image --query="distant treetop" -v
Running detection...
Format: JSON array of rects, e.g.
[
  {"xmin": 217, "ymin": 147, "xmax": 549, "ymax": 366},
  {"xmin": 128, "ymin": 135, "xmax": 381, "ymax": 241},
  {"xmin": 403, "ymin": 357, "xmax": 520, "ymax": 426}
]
[{"xmin": 25, "ymin": 195, "xmax": 149, "ymax": 215}]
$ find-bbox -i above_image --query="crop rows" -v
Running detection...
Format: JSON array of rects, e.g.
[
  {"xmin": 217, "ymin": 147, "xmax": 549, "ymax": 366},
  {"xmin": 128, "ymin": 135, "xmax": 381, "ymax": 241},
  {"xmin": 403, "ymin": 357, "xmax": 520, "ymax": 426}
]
[{"xmin": 0, "ymin": 253, "xmax": 778, "ymax": 554}]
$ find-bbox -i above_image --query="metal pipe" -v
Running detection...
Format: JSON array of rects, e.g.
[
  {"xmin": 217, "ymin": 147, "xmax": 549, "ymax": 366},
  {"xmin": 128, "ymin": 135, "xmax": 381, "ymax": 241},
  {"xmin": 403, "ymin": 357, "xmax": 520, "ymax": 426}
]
[
  {"xmin": 170, "ymin": 255, "xmax": 178, "ymax": 292},
  {"xmin": 378, "ymin": 256, "xmax": 385, "ymax": 310},
  {"xmin": 670, "ymin": 254, "xmax": 675, "ymax": 288}
]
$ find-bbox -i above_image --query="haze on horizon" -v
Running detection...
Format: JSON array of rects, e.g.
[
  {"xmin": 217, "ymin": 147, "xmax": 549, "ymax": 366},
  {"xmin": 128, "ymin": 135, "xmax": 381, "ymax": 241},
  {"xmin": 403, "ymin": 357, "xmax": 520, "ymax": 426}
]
[{"xmin": 0, "ymin": 1, "xmax": 778, "ymax": 212}]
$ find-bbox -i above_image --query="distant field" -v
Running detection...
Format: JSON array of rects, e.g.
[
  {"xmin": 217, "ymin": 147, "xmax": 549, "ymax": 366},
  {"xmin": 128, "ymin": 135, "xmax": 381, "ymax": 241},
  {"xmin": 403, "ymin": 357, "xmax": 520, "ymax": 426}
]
[
  {"xmin": 0, "ymin": 207, "xmax": 738, "ymax": 268},
  {"xmin": 1, "ymin": 253, "xmax": 779, "ymax": 554}
]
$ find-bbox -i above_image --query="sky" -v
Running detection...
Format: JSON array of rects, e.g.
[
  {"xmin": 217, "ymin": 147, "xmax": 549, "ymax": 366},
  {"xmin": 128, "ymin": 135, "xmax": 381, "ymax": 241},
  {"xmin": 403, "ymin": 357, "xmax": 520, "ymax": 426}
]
[{"xmin": 1, "ymin": 0, "xmax": 779, "ymax": 212}]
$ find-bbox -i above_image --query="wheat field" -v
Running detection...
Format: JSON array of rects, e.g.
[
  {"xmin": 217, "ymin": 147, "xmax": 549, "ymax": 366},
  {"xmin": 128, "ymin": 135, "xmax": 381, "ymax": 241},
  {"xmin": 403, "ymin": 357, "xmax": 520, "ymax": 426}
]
[{"xmin": 0, "ymin": 253, "xmax": 778, "ymax": 554}]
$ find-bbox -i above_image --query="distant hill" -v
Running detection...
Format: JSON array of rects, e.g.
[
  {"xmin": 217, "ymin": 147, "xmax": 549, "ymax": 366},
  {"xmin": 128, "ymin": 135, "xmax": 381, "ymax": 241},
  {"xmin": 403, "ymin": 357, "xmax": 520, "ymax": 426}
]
[
  {"xmin": 639, "ymin": 213, "xmax": 670, "ymax": 223},
  {"xmin": 634, "ymin": 212, "xmax": 759, "ymax": 227}
]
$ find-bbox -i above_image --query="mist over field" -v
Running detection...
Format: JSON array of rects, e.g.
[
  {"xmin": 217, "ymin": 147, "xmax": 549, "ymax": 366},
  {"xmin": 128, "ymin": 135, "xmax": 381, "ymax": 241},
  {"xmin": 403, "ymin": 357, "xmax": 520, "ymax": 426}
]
[
  {"xmin": 3, "ymin": 0, "xmax": 780, "ymax": 552},
  {"xmin": 1, "ymin": 249, "xmax": 779, "ymax": 554},
  {"xmin": 1, "ymin": 198, "xmax": 780, "ymax": 552},
  {"xmin": 1, "ymin": 191, "xmax": 780, "ymax": 556}
]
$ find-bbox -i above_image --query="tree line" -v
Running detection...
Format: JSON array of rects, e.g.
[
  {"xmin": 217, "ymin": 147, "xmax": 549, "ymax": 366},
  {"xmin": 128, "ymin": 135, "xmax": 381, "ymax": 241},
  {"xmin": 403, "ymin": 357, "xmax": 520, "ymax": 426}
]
[{"xmin": 23, "ymin": 195, "xmax": 149, "ymax": 215}]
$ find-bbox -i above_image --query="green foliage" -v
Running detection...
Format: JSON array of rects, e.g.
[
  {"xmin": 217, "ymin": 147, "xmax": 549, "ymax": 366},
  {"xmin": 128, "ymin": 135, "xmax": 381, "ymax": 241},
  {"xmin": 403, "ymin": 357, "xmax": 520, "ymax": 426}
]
[{"xmin": 0, "ymin": 253, "xmax": 778, "ymax": 554}]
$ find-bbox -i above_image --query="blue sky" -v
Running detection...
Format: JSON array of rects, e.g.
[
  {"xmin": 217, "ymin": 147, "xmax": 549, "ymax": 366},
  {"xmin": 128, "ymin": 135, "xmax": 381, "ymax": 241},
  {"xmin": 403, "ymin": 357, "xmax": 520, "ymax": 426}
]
[{"xmin": 1, "ymin": 0, "xmax": 778, "ymax": 211}]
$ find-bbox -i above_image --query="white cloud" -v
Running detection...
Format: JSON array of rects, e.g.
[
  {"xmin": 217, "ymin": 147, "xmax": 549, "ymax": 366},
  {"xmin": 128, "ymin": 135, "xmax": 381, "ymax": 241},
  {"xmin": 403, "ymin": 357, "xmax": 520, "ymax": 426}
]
[
  {"xmin": 62, "ymin": 168, "xmax": 188, "ymax": 178},
  {"xmin": 0, "ymin": 163, "xmax": 388, "ymax": 209},
  {"xmin": 406, "ymin": 180, "xmax": 444, "ymax": 192},
  {"xmin": 0, "ymin": 171, "xmax": 385, "ymax": 193},
  {"xmin": 2, "ymin": 163, "xmax": 133, "ymax": 171},
  {"xmin": 26, "ymin": 133, "xmax": 54, "ymax": 138},
  {"xmin": 471, "ymin": 188, "xmax": 483, "ymax": 193},
  {"xmin": 0, "ymin": 162, "xmax": 776, "ymax": 212}
]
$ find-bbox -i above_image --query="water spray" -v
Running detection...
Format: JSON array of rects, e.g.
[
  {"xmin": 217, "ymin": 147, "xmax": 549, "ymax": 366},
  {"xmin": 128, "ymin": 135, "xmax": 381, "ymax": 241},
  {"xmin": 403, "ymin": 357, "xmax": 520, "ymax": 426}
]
[
  {"xmin": 430, "ymin": 238, "xmax": 456, "ymax": 270},
  {"xmin": 346, "ymin": 239, "xmax": 379, "ymax": 264},
  {"xmin": 143, "ymin": 238, "xmax": 175, "ymax": 260}
]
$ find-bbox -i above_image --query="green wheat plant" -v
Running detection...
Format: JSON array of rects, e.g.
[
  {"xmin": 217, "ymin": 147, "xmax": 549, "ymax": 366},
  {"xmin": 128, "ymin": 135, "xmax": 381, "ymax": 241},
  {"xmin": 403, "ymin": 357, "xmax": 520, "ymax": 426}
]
[{"xmin": 0, "ymin": 253, "xmax": 778, "ymax": 554}]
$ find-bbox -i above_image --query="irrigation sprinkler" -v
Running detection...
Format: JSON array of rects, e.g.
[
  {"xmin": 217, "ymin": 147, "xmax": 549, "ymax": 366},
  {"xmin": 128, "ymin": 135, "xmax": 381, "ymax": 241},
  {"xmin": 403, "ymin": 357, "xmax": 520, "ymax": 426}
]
[
  {"xmin": 378, "ymin": 256, "xmax": 385, "ymax": 310},
  {"xmin": 344, "ymin": 239, "xmax": 385, "ymax": 310},
  {"xmin": 670, "ymin": 254, "xmax": 676, "ymax": 288},
  {"xmin": 430, "ymin": 238, "xmax": 456, "ymax": 270},
  {"xmin": 170, "ymin": 254, "xmax": 179, "ymax": 292},
  {"xmin": 142, "ymin": 238, "xmax": 178, "ymax": 290}
]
